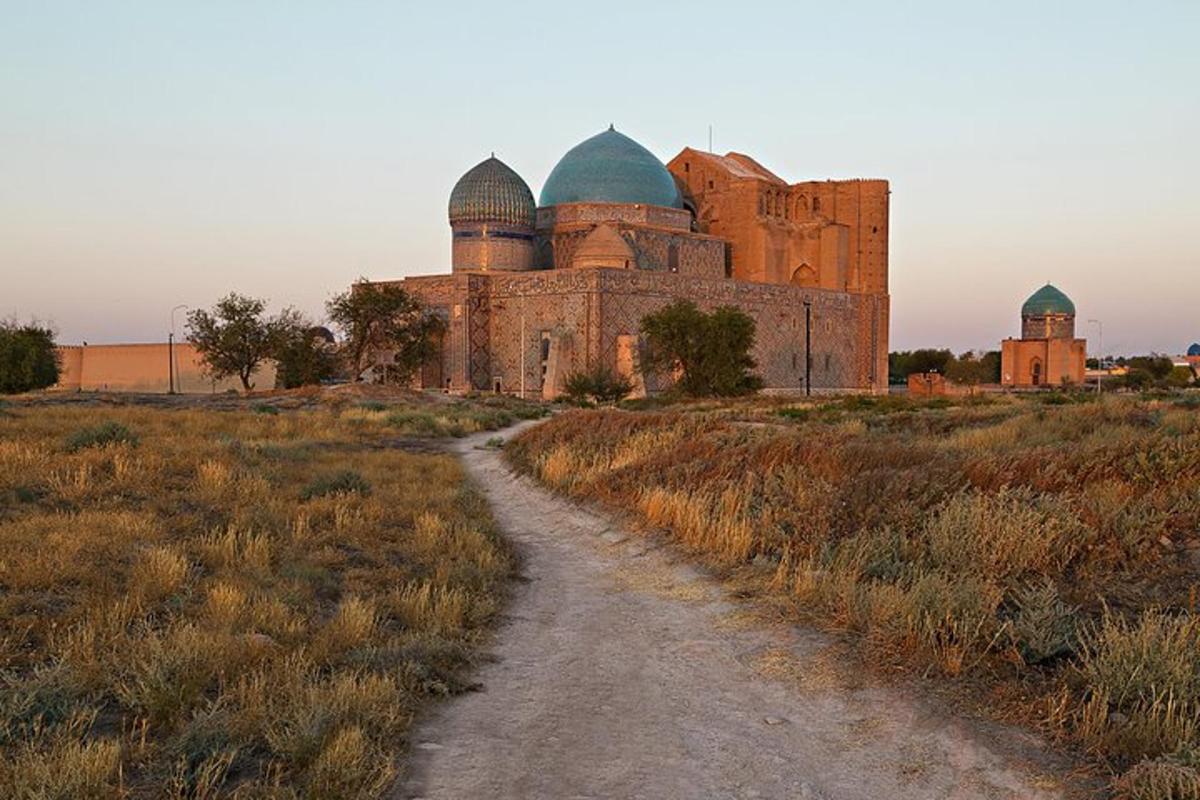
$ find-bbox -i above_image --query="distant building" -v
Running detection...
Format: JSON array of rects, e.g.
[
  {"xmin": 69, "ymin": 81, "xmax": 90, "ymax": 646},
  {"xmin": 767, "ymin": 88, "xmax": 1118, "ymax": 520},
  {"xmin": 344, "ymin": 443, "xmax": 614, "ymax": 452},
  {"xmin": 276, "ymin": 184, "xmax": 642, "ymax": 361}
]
[
  {"xmin": 1000, "ymin": 284, "xmax": 1086, "ymax": 388},
  {"xmin": 366, "ymin": 126, "xmax": 891, "ymax": 397},
  {"xmin": 1185, "ymin": 343, "xmax": 1200, "ymax": 371}
]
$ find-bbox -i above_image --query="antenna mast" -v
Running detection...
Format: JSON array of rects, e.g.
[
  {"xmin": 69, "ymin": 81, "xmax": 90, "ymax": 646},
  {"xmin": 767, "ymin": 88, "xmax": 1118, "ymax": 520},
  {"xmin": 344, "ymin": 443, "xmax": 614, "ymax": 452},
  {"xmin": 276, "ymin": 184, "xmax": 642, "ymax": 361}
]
[{"xmin": 708, "ymin": 124, "xmax": 713, "ymax": 153}]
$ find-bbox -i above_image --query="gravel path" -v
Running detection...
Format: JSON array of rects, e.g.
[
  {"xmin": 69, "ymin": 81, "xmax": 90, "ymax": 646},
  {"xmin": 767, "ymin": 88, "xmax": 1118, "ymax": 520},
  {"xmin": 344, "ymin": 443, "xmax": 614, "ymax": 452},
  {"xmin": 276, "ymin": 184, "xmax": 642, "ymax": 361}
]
[{"xmin": 395, "ymin": 422, "xmax": 1075, "ymax": 800}]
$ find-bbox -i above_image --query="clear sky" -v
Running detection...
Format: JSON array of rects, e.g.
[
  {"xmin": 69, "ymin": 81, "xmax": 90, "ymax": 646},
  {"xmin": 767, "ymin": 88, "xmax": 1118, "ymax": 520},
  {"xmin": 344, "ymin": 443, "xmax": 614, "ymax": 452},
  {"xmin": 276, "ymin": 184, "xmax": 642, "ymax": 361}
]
[{"xmin": 2, "ymin": 0, "xmax": 1196, "ymax": 355}]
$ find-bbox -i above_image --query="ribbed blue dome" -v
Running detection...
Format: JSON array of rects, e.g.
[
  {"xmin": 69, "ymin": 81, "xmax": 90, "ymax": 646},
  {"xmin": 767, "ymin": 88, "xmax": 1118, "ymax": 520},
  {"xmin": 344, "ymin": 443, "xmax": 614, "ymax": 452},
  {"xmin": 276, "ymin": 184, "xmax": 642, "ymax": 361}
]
[
  {"xmin": 449, "ymin": 156, "xmax": 535, "ymax": 227},
  {"xmin": 1022, "ymin": 284, "xmax": 1076, "ymax": 316},
  {"xmin": 539, "ymin": 127, "xmax": 682, "ymax": 209},
  {"xmin": 1188, "ymin": 343, "xmax": 1200, "ymax": 357}
]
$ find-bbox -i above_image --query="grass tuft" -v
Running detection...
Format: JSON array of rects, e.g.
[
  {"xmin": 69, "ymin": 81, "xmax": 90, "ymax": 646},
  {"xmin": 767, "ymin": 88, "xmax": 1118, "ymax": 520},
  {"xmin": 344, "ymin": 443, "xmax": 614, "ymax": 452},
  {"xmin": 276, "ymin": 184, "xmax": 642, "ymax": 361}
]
[
  {"xmin": 64, "ymin": 421, "xmax": 138, "ymax": 452},
  {"xmin": 301, "ymin": 470, "xmax": 372, "ymax": 500}
]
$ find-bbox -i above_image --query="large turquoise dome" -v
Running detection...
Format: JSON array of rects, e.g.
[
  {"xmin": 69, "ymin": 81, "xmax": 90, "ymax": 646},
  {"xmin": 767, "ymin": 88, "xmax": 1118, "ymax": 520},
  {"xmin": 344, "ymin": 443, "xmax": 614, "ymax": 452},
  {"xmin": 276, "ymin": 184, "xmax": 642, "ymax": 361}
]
[
  {"xmin": 448, "ymin": 156, "xmax": 535, "ymax": 227},
  {"xmin": 1021, "ymin": 284, "xmax": 1076, "ymax": 316},
  {"xmin": 539, "ymin": 127, "xmax": 682, "ymax": 209}
]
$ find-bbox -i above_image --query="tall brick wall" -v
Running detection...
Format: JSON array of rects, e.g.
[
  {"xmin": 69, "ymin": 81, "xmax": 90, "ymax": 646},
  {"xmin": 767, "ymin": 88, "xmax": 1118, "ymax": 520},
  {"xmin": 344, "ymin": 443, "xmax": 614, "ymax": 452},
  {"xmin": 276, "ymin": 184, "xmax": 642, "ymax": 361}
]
[
  {"xmin": 53, "ymin": 343, "xmax": 274, "ymax": 393},
  {"xmin": 402, "ymin": 268, "xmax": 888, "ymax": 397}
]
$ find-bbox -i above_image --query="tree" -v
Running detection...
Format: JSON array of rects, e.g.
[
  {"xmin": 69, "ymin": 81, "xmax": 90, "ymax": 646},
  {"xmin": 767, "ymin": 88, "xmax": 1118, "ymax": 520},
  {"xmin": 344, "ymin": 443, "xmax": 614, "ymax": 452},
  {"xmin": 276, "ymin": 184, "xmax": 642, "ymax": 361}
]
[
  {"xmin": 562, "ymin": 364, "xmax": 633, "ymax": 405},
  {"xmin": 888, "ymin": 349, "xmax": 953, "ymax": 384},
  {"xmin": 273, "ymin": 312, "xmax": 340, "ymax": 389},
  {"xmin": 0, "ymin": 321, "xmax": 59, "ymax": 394},
  {"xmin": 326, "ymin": 279, "xmax": 444, "ymax": 382},
  {"xmin": 945, "ymin": 350, "xmax": 1001, "ymax": 388},
  {"xmin": 640, "ymin": 301, "xmax": 762, "ymax": 397},
  {"xmin": 186, "ymin": 294, "xmax": 285, "ymax": 392}
]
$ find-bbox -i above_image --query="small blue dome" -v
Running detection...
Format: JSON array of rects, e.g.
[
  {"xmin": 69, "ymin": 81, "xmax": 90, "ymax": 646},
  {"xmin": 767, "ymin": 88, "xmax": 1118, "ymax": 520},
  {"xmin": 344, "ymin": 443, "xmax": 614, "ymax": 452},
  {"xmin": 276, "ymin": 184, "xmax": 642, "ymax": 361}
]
[
  {"xmin": 1188, "ymin": 343, "xmax": 1200, "ymax": 357},
  {"xmin": 539, "ymin": 127, "xmax": 682, "ymax": 209},
  {"xmin": 1021, "ymin": 284, "xmax": 1076, "ymax": 316}
]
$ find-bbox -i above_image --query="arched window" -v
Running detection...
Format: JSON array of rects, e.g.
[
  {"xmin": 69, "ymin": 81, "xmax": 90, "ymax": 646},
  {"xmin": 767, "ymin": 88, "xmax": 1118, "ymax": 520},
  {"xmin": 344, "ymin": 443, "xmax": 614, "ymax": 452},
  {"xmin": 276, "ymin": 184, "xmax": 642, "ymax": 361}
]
[
  {"xmin": 790, "ymin": 264, "xmax": 817, "ymax": 286},
  {"xmin": 1031, "ymin": 359, "xmax": 1043, "ymax": 386},
  {"xmin": 813, "ymin": 196, "xmax": 821, "ymax": 214}
]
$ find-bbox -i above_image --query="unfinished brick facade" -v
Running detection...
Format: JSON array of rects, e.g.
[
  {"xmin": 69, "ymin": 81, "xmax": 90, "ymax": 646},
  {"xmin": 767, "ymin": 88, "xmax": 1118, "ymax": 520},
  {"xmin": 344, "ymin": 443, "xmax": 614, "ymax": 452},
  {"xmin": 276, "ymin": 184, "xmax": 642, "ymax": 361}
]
[{"xmin": 371, "ymin": 127, "xmax": 891, "ymax": 396}]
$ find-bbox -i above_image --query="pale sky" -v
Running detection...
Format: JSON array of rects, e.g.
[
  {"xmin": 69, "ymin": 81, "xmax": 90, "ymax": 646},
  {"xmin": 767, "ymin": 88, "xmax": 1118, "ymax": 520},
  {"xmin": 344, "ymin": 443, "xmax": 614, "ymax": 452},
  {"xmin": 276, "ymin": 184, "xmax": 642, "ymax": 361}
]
[{"xmin": 2, "ymin": 1, "xmax": 1197, "ymax": 355}]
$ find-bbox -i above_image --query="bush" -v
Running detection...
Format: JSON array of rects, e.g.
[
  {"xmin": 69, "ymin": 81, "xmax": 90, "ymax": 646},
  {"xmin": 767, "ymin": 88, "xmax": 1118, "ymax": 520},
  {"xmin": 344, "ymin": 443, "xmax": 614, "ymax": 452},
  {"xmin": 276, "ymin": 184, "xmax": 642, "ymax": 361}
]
[
  {"xmin": 563, "ymin": 365, "xmax": 633, "ymax": 405},
  {"xmin": 274, "ymin": 320, "xmax": 340, "ymax": 389},
  {"xmin": 640, "ymin": 301, "xmax": 762, "ymax": 397},
  {"xmin": 65, "ymin": 422, "xmax": 139, "ymax": 452},
  {"xmin": 0, "ymin": 322, "xmax": 59, "ymax": 394},
  {"xmin": 301, "ymin": 470, "xmax": 372, "ymax": 500}
]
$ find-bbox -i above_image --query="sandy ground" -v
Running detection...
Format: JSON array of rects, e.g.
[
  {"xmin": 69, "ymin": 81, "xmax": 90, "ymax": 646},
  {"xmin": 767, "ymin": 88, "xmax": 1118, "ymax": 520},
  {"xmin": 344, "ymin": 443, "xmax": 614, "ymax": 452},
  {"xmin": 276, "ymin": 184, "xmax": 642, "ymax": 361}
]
[{"xmin": 395, "ymin": 421, "xmax": 1080, "ymax": 800}]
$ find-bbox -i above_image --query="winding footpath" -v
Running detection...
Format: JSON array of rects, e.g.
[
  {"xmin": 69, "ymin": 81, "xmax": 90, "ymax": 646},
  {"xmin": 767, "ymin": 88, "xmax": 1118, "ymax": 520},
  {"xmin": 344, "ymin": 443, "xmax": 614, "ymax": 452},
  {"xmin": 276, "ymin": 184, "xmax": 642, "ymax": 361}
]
[{"xmin": 395, "ymin": 422, "xmax": 1078, "ymax": 800}]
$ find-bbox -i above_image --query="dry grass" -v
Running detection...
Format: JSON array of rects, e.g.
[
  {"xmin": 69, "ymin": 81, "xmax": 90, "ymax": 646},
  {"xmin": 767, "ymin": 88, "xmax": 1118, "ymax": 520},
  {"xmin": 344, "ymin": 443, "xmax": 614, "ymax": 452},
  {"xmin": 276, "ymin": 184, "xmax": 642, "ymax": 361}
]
[
  {"xmin": 507, "ymin": 393, "xmax": 1200, "ymax": 794},
  {"xmin": 0, "ymin": 399, "xmax": 513, "ymax": 798}
]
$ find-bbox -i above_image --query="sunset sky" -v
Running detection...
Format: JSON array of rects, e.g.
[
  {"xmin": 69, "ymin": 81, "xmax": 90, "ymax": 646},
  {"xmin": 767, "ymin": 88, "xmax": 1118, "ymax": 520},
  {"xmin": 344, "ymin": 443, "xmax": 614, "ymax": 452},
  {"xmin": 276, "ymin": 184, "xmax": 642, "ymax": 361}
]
[{"xmin": 2, "ymin": 1, "xmax": 1197, "ymax": 355}]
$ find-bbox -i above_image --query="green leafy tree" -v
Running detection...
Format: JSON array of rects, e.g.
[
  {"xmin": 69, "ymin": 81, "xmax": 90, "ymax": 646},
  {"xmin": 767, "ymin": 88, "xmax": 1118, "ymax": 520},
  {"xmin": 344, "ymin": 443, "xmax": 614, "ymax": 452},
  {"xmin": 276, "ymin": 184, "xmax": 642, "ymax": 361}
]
[
  {"xmin": 640, "ymin": 301, "xmax": 762, "ymax": 397},
  {"xmin": 1126, "ymin": 355, "xmax": 1174, "ymax": 381},
  {"xmin": 186, "ymin": 294, "xmax": 286, "ymax": 392},
  {"xmin": 888, "ymin": 349, "xmax": 954, "ymax": 384},
  {"xmin": 326, "ymin": 279, "xmax": 445, "ymax": 382},
  {"xmin": 1167, "ymin": 365, "xmax": 1194, "ymax": 389},
  {"xmin": 0, "ymin": 321, "xmax": 59, "ymax": 394},
  {"xmin": 562, "ymin": 364, "xmax": 633, "ymax": 405},
  {"xmin": 273, "ymin": 312, "xmax": 340, "ymax": 389},
  {"xmin": 945, "ymin": 350, "xmax": 1001, "ymax": 388}
]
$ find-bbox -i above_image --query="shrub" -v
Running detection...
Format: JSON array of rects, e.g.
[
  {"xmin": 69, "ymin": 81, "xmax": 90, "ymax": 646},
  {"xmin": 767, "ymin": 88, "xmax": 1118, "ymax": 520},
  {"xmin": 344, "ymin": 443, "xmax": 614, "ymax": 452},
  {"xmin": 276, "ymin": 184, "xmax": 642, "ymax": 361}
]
[
  {"xmin": 1116, "ymin": 752, "xmax": 1200, "ymax": 800},
  {"xmin": 0, "ymin": 322, "xmax": 59, "ymax": 394},
  {"xmin": 562, "ymin": 364, "xmax": 633, "ymax": 405},
  {"xmin": 1005, "ymin": 580, "xmax": 1077, "ymax": 664},
  {"xmin": 273, "ymin": 318, "xmax": 339, "ymax": 389},
  {"xmin": 65, "ymin": 421, "xmax": 138, "ymax": 452},
  {"xmin": 301, "ymin": 470, "xmax": 372, "ymax": 500}
]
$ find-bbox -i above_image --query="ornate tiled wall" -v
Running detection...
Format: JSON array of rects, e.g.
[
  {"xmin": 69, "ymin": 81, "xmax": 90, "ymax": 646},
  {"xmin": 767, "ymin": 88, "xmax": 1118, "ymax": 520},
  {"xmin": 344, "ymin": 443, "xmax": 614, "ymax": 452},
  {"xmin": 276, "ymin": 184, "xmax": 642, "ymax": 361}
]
[{"xmin": 401, "ymin": 268, "xmax": 888, "ymax": 397}]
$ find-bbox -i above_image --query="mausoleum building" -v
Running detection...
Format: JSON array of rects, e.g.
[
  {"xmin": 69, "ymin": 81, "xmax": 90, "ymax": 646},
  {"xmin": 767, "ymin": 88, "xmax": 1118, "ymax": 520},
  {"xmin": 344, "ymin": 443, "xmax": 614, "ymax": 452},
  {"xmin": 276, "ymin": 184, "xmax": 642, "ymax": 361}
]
[{"xmin": 370, "ymin": 126, "xmax": 891, "ymax": 397}]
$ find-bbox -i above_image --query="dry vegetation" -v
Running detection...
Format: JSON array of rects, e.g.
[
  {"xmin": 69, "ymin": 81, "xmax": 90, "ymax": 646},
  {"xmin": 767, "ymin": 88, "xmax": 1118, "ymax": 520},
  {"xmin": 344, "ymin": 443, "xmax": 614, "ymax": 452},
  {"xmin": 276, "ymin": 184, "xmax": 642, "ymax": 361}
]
[
  {"xmin": 507, "ymin": 392, "xmax": 1200, "ymax": 797},
  {"xmin": 0, "ymin": 396, "xmax": 520, "ymax": 798}
]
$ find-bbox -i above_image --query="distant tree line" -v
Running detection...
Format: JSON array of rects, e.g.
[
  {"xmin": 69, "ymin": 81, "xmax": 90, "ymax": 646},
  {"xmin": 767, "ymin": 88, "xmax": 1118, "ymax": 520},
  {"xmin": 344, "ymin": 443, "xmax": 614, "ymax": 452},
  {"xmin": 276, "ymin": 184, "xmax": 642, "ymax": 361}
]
[
  {"xmin": 1088, "ymin": 355, "xmax": 1194, "ymax": 390},
  {"xmin": 889, "ymin": 349, "xmax": 1001, "ymax": 386}
]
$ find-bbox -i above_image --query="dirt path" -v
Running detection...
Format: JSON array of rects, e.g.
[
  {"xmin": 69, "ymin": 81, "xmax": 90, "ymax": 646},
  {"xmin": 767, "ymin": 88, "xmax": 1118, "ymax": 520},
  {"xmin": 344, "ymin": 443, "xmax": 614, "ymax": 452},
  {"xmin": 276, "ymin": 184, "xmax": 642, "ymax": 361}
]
[{"xmin": 396, "ymin": 422, "xmax": 1076, "ymax": 800}]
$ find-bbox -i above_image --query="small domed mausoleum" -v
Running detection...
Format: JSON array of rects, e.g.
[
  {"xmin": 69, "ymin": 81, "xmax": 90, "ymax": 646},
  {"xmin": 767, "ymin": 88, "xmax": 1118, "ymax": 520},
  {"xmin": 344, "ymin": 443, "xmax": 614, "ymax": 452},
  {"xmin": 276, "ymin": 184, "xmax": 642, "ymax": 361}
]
[{"xmin": 1002, "ymin": 284, "xmax": 1087, "ymax": 387}]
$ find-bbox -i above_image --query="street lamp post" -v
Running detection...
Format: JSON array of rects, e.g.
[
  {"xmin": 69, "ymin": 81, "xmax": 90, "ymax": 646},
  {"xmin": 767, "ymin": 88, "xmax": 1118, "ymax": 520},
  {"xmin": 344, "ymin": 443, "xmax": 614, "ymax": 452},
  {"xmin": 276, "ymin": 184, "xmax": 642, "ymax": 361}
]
[
  {"xmin": 1088, "ymin": 318, "xmax": 1103, "ymax": 394},
  {"xmin": 170, "ymin": 304, "xmax": 188, "ymax": 394}
]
